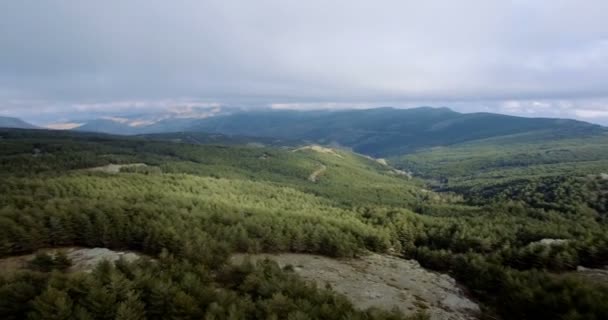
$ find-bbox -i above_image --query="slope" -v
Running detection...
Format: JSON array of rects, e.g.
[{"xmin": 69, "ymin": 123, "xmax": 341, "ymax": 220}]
[
  {"xmin": 70, "ymin": 107, "xmax": 605, "ymax": 157},
  {"xmin": 0, "ymin": 128, "xmax": 423, "ymax": 208},
  {"xmin": 2, "ymin": 129, "xmax": 608, "ymax": 319},
  {"xmin": 185, "ymin": 107, "xmax": 605, "ymax": 156},
  {"xmin": 0, "ymin": 116, "xmax": 38, "ymax": 129},
  {"xmin": 393, "ymin": 131, "xmax": 608, "ymax": 214}
]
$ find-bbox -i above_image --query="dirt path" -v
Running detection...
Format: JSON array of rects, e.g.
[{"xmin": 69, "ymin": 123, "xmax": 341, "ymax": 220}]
[
  {"xmin": 308, "ymin": 164, "xmax": 327, "ymax": 182},
  {"xmin": 231, "ymin": 253, "xmax": 479, "ymax": 320}
]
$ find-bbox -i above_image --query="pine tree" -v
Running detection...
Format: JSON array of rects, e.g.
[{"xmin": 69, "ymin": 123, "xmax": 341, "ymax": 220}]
[
  {"xmin": 53, "ymin": 251, "xmax": 72, "ymax": 271},
  {"xmin": 82, "ymin": 286, "xmax": 117, "ymax": 320},
  {"xmin": 29, "ymin": 252, "xmax": 56, "ymax": 272},
  {"xmin": 115, "ymin": 291, "xmax": 145, "ymax": 320},
  {"xmin": 27, "ymin": 288, "xmax": 73, "ymax": 320},
  {"xmin": 72, "ymin": 306, "xmax": 94, "ymax": 320},
  {"xmin": 170, "ymin": 290, "xmax": 201, "ymax": 318},
  {"xmin": 0, "ymin": 281, "xmax": 39, "ymax": 320}
]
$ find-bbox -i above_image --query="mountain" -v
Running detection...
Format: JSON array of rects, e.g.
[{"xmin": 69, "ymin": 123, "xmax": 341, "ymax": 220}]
[
  {"xmin": 139, "ymin": 131, "xmax": 303, "ymax": 147},
  {"xmin": 0, "ymin": 116, "xmax": 38, "ymax": 129},
  {"xmin": 0, "ymin": 128, "xmax": 422, "ymax": 208},
  {"xmin": 71, "ymin": 106, "xmax": 234, "ymax": 135},
  {"xmin": 185, "ymin": 107, "xmax": 605, "ymax": 156},
  {"xmin": 74, "ymin": 119, "xmax": 140, "ymax": 134},
  {"xmin": 2, "ymin": 129, "xmax": 608, "ymax": 320},
  {"xmin": 70, "ymin": 107, "xmax": 605, "ymax": 157}
]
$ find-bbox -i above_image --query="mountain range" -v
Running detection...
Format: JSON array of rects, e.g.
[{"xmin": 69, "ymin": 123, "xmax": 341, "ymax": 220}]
[
  {"xmin": 183, "ymin": 107, "xmax": 605, "ymax": 156},
  {"xmin": 1, "ymin": 107, "xmax": 605, "ymax": 156},
  {"xmin": 0, "ymin": 116, "xmax": 38, "ymax": 129}
]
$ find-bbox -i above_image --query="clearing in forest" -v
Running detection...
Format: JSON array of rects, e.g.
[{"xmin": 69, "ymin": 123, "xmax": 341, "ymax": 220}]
[
  {"xmin": 85, "ymin": 163, "xmax": 147, "ymax": 173},
  {"xmin": 292, "ymin": 145, "xmax": 344, "ymax": 158},
  {"xmin": 0, "ymin": 247, "xmax": 142, "ymax": 273},
  {"xmin": 231, "ymin": 253, "xmax": 480, "ymax": 320}
]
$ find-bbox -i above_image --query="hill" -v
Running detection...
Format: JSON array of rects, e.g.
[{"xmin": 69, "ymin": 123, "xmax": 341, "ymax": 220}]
[
  {"xmin": 70, "ymin": 106, "xmax": 235, "ymax": 135},
  {"xmin": 183, "ymin": 107, "xmax": 605, "ymax": 156},
  {"xmin": 0, "ymin": 128, "xmax": 423, "ymax": 208},
  {"xmin": 70, "ymin": 107, "xmax": 605, "ymax": 157},
  {"xmin": 73, "ymin": 118, "xmax": 140, "ymax": 134},
  {"xmin": 393, "ymin": 131, "xmax": 608, "ymax": 214},
  {"xmin": 2, "ymin": 129, "xmax": 608, "ymax": 319},
  {"xmin": 138, "ymin": 131, "xmax": 303, "ymax": 148},
  {"xmin": 0, "ymin": 116, "xmax": 38, "ymax": 129}
]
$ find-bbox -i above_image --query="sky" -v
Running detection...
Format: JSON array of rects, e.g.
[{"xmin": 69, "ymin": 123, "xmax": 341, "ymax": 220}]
[{"xmin": 1, "ymin": 0, "xmax": 607, "ymax": 125}]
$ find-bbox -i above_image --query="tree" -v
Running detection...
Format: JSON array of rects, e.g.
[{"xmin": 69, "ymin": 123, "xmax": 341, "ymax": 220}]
[
  {"xmin": 27, "ymin": 288, "xmax": 73, "ymax": 320},
  {"xmin": 82, "ymin": 287, "xmax": 117, "ymax": 320},
  {"xmin": 115, "ymin": 291, "xmax": 145, "ymax": 320},
  {"xmin": 29, "ymin": 252, "xmax": 56, "ymax": 272},
  {"xmin": 53, "ymin": 251, "xmax": 72, "ymax": 271}
]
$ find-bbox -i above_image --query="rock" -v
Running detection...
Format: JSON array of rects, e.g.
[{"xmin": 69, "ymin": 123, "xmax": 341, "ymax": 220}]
[
  {"xmin": 531, "ymin": 238, "xmax": 569, "ymax": 246},
  {"xmin": 231, "ymin": 253, "xmax": 479, "ymax": 320}
]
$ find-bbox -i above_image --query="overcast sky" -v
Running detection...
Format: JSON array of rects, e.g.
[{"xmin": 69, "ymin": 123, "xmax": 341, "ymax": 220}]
[{"xmin": 1, "ymin": 1, "xmax": 607, "ymax": 125}]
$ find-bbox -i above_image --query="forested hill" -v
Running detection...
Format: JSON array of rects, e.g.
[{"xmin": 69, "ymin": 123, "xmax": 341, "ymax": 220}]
[
  {"xmin": 393, "ymin": 130, "xmax": 608, "ymax": 217},
  {"xmin": 174, "ymin": 107, "xmax": 606, "ymax": 156},
  {"xmin": 0, "ymin": 128, "xmax": 423, "ymax": 208},
  {"xmin": 2, "ymin": 129, "xmax": 608, "ymax": 319},
  {"xmin": 68, "ymin": 107, "xmax": 605, "ymax": 157}
]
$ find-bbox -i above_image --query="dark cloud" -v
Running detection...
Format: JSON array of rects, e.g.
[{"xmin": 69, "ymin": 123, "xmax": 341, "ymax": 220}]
[{"xmin": 1, "ymin": 1, "xmax": 607, "ymax": 124}]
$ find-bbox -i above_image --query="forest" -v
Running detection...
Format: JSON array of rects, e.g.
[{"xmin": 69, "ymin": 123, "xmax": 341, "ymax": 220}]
[{"xmin": 1, "ymin": 129, "xmax": 608, "ymax": 319}]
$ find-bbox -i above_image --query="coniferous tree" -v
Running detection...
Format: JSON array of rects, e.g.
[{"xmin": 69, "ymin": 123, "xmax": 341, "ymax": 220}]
[
  {"xmin": 29, "ymin": 252, "xmax": 56, "ymax": 272},
  {"xmin": 53, "ymin": 251, "xmax": 72, "ymax": 271},
  {"xmin": 115, "ymin": 291, "xmax": 145, "ymax": 320},
  {"xmin": 27, "ymin": 288, "xmax": 73, "ymax": 320}
]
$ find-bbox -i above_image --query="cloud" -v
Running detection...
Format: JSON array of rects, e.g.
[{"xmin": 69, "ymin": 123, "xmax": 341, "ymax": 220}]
[
  {"xmin": 0, "ymin": 1, "xmax": 607, "ymax": 124},
  {"xmin": 574, "ymin": 109, "xmax": 608, "ymax": 119},
  {"xmin": 45, "ymin": 122, "xmax": 84, "ymax": 130}
]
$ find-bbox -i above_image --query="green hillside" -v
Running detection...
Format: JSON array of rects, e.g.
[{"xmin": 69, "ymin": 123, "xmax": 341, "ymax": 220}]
[
  {"xmin": 393, "ymin": 132, "xmax": 608, "ymax": 213},
  {"xmin": 0, "ymin": 129, "xmax": 422, "ymax": 208},
  {"xmin": 186, "ymin": 107, "xmax": 605, "ymax": 156},
  {"xmin": 394, "ymin": 132, "xmax": 608, "ymax": 185},
  {"xmin": 2, "ymin": 129, "xmax": 608, "ymax": 319},
  {"xmin": 70, "ymin": 107, "xmax": 605, "ymax": 157}
]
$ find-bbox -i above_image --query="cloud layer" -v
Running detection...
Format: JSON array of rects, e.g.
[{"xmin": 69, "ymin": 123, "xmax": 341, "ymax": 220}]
[{"xmin": 1, "ymin": 1, "xmax": 607, "ymax": 124}]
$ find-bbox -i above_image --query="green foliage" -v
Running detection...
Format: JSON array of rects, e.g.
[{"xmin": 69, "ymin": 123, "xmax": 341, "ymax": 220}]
[
  {"xmin": 26, "ymin": 251, "xmax": 72, "ymax": 272},
  {"xmin": 0, "ymin": 128, "xmax": 421, "ymax": 208},
  {"xmin": 1, "ymin": 257, "xmax": 418, "ymax": 320},
  {"xmin": 52, "ymin": 251, "xmax": 73, "ymax": 271},
  {"xmin": 29, "ymin": 253, "xmax": 57, "ymax": 272},
  {"xmin": 394, "ymin": 133, "xmax": 608, "ymax": 191},
  {"xmin": 28, "ymin": 287, "xmax": 74, "ymax": 320},
  {"xmin": 1, "ymin": 129, "xmax": 608, "ymax": 319}
]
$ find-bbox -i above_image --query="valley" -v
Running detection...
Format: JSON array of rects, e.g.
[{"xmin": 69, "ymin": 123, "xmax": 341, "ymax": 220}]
[
  {"xmin": 1, "ymin": 111, "xmax": 608, "ymax": 320},
  {"xmin": 2, "ymin": 2, "xmax": 606, "ymax": 318}
]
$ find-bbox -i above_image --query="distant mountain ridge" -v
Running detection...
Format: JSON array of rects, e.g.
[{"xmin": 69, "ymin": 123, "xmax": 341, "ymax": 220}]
[
  {"xmin": 73, "ymin": 106, "xmax": 234, "ymax": 134},
  {"xmin": 67, "ymin": 107, "xmax": 605, "ymax": 156},
  {"xmin": 184, "ymin": 107, "xmax": 605, "ymax": 156},
  {"xmin": 0, "ymin": 116, "xmax": 38, "ymax": 129}
]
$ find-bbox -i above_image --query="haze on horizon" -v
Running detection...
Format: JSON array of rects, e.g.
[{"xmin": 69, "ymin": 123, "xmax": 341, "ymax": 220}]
[{"xmin": 1, "ymin": 1, "xmax": 607, "ymax": 125}]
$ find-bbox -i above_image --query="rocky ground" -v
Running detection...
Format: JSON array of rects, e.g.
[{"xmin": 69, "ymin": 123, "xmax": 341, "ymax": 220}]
[
  {"xmin": 231, "ymin": 253, "xmax": 480, "ymax": 320},
  {"xmin": 0, "ymin": 247, "xmax": 141, "ymax": 273},
  {"xmin": 2, "ymin": 248, "xmax": 480, "ymax": 319},
  {"xmin": 576, "ymin": 265, "xmax": 608, "ymax": 285}
]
